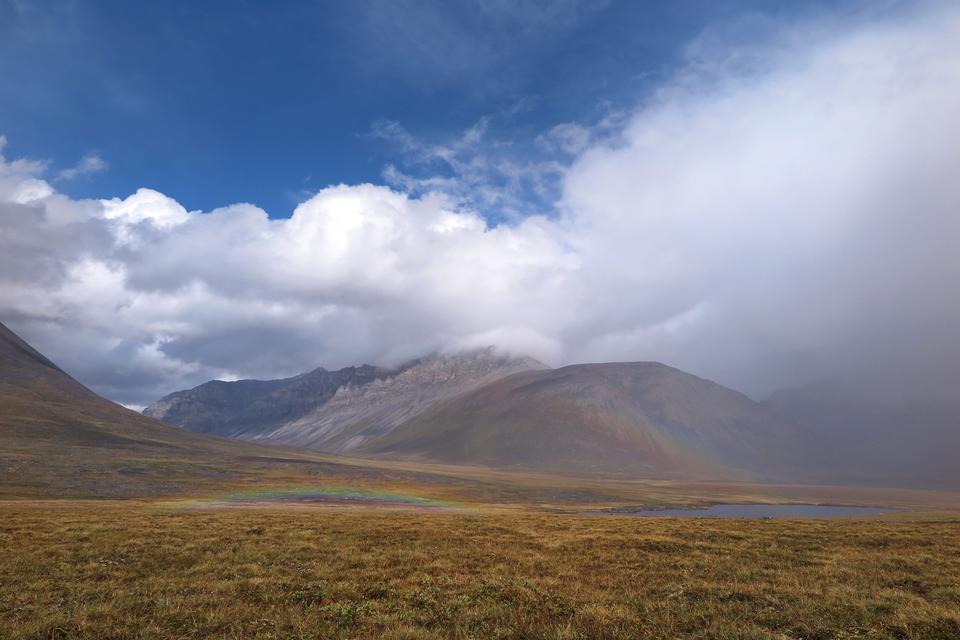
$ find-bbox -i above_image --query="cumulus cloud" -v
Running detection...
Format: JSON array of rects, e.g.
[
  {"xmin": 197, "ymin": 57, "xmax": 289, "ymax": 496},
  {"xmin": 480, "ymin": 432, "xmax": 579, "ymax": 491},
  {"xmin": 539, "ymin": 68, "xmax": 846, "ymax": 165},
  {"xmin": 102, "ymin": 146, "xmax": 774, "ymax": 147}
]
[
  {"xmin": 2, "ymin": 3, "xmax": 960, "ymax": 405},
  {"xmin": 0, "ymin": 153, "xmax": 577, "ymax": 403}
]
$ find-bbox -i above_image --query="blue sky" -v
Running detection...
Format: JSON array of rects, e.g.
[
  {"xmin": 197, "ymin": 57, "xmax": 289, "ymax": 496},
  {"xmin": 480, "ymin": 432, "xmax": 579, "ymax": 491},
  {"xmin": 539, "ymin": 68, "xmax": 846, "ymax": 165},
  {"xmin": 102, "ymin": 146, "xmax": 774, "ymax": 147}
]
[{"xmin": 2, "ymin": 0, "xmax": 856, "ymax": 217}]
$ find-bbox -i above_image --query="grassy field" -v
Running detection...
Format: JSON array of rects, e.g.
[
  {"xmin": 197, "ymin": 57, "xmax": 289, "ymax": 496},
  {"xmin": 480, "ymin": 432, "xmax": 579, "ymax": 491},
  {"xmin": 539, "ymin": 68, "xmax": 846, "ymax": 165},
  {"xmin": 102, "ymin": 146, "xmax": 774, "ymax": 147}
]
[{"xmin": 2, "ymin": 501, "xmax": 959, "ymax": 640}]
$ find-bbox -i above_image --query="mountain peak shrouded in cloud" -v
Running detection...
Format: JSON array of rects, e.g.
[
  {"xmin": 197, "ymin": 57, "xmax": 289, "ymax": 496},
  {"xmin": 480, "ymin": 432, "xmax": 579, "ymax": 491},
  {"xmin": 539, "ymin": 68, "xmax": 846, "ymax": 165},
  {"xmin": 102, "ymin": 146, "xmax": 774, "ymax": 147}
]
[{"xmin": 2, "ymin": 2, "xmax": 960, "ymax": 408}]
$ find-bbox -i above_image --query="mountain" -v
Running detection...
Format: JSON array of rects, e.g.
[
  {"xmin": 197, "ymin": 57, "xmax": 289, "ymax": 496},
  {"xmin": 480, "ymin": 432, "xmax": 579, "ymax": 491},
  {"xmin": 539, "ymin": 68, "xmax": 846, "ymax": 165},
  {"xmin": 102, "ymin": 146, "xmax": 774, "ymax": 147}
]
[
  {"xmin": 144, "ymin": 356, "xmax": 801, "ymax": 481},
  {"xmin": 0, "ymin": 319, "xmax": 214, "ymax": 450},
  {"xmin": 141, "ymin": 342, "xmax": 959, "ymax": 486},
  {"xmin": 256, "ymin": 351, "xmax": 549, "ymax": 451},
  {"xmin": 0, "ymin": 320, "xmax": 342, "ymax": 497},
  {"xmin": 144, "ymin": 365, "xmax": 394, "ymax": 438},
  {"xmin": 356, "ymin": 362, "xmax": 800, "ymax": 480},
  {"xmin": 144, "ymin": 348, "xmax": 547, "ymax": 451}
]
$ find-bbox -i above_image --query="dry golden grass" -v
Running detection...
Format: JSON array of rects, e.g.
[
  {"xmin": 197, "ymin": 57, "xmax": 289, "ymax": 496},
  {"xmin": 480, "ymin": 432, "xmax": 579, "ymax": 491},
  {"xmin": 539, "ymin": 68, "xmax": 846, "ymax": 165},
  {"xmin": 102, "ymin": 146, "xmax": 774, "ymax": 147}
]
[{"xmin": 2, "ymin": 502, "xmax": 959, "ymax": 639}]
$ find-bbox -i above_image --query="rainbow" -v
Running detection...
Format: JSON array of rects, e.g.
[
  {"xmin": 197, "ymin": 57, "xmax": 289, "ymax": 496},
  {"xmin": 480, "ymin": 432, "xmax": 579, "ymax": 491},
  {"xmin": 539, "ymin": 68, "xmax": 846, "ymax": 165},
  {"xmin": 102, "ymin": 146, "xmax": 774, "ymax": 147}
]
[{"xmin": 163, "ymin": 486, "xmax": 466, "ymax": 511}]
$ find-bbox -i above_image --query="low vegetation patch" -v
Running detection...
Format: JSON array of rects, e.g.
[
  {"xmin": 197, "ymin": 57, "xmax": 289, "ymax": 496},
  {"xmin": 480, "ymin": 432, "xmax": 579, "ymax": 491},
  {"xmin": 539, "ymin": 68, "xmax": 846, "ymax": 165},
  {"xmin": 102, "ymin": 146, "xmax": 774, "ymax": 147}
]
[{"xmin": 1, "ymin": 503, "xmax": 959, "ymax": 639}]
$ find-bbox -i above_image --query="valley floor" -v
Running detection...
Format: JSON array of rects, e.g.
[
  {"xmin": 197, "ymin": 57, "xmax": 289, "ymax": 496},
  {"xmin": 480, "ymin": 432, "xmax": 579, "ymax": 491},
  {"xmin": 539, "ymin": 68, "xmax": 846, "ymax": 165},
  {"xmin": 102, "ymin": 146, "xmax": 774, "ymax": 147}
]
[{"xmin": 2, "ymin": 502, "xmax": 959, "ymax": 640}]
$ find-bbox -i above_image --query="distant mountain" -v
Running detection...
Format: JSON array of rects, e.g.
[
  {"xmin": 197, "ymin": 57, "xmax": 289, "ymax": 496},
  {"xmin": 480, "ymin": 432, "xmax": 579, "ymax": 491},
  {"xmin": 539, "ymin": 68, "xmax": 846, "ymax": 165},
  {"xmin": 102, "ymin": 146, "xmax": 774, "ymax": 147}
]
[
  {"xmin": 144, "ymin": 348, "xmax": 547, "ymax": 451},
  {"xmin": 358, "ymin": 362, "xmax": 799, "ymax": 480},
  {"xmin": 0, "ymin": 321, "xmax": 337, "ymax": 497},
  {"xmin": 144, "ymin": 365, "xmax": 394, "ymax": 438}
]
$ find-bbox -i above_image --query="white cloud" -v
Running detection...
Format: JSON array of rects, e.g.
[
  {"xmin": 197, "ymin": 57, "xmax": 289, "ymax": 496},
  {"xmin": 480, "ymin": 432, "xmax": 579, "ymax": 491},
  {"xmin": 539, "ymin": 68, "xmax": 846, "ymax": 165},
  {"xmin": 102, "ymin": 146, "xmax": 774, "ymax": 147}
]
[
  {"xmin": 100, "ymin": 187, "xmax": 190, "ymax": 245},
  {"xmin": 2, "ymin": 3, "xmax": 960, "ymax": 405},
  {"xmin": 56, "ymin": 152, "xmax": 107, "ymax": 181},
  {"xmin": 559, "ymin": 3, "xmax": 960, "ymax": 389}
]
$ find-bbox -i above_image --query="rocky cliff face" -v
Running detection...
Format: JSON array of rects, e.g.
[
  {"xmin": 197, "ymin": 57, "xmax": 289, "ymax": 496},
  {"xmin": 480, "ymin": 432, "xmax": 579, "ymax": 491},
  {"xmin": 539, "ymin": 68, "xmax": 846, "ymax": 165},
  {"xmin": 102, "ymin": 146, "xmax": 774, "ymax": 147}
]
[
  {"xmin": 144, "ymin": 348, "xmax": 547, "ymax": 449},
  {"xmin": 143, "ymin": 365, "xmax": 393, "ymax": 438}
]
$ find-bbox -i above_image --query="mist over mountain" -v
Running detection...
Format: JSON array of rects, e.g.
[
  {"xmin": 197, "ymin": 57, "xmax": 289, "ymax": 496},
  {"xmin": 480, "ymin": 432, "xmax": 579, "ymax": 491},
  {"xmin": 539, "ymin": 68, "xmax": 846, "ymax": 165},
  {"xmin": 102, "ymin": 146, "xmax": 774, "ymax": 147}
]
[{"xmin": 765, "ymin": 374, "xmax": 960, "ymax": 489}]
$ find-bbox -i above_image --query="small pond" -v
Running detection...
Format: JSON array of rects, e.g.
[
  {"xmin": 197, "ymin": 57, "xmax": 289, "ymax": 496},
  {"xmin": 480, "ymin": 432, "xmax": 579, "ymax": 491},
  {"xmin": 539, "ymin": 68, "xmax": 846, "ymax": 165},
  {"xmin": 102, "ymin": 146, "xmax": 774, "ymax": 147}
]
[{"xmin": 597, "ymin": 504, "xmax": 894, "ymax": 518}]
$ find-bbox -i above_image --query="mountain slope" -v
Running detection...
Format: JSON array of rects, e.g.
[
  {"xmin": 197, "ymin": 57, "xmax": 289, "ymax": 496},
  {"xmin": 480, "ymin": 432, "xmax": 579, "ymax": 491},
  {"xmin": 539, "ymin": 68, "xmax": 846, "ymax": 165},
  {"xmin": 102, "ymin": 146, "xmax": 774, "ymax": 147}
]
[
  {"xmin": 0, "ymin": 321, "xmax": 357, "ymax": 497},
  {"xmin": 359, "ymin": 362, "xmax": 799, "ymax": 480},
  {"xmin": 0, "ymin": 320, "xmax": 219, "ymax": 450},
  {"xmin": 145, "ymin": 349, "xmax": 547, "ymax": 452}
]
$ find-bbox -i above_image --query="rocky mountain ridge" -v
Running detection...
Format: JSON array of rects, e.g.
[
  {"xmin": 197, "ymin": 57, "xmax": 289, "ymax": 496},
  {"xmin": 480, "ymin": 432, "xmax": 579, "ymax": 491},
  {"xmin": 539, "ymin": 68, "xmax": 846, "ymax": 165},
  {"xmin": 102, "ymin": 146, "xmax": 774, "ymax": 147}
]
[{"xmin": 144, "ymin": 348, "xmax": 548, "ymax": 451}]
